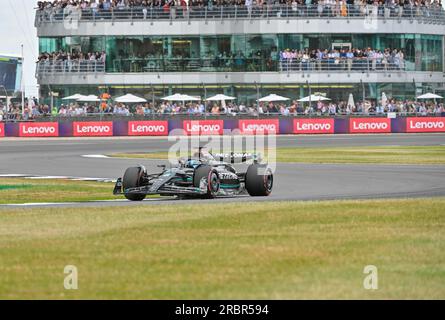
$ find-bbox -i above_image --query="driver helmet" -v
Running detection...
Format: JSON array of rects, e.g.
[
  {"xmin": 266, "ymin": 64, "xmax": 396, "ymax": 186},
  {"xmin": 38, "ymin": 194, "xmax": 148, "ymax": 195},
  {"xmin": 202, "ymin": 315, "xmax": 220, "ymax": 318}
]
[{"xmin": 186, "ymin": 159, "xmax": 201, "ymax": 169}]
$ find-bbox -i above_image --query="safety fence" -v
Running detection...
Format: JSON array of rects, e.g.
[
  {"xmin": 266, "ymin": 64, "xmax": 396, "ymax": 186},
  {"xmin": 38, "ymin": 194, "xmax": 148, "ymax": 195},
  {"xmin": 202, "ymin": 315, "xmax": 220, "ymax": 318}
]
[
  {"xmin": 35, "ymin": 4, "xmax": 445, "ymax": 25},
  {"xmin": 36, "ymin": 60, "xmax": 105, "ymax": 75},
  {"xmin": 1, "ymin": 116, "xmax": 444, "ymax": 137},
  {"xmin": 35, "ymin": 57, "xmax": 408, "ymax": 75}
]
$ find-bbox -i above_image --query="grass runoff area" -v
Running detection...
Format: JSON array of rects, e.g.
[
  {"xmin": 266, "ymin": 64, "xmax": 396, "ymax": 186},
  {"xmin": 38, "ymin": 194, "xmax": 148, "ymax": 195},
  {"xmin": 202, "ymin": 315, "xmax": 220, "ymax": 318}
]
[
  {"xmin": 0, "ymin": 178, "xmax": 121, "ymax": 204},
  {"xmin": 110, "ymin": 145, "xmax": 445, "ymax": 165},
  {"xmin": 0, "ymin": 198, "xmax": 444, "ymax": 299}
]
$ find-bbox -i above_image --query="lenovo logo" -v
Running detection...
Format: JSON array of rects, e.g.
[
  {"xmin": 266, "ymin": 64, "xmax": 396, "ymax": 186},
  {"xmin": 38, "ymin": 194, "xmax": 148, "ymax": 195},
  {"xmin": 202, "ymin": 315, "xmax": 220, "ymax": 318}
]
[
  {"xmin": 73, "ymin": 122, "xmax": 113, "ymax": 137},
  {"xmin": 239, "ymin": 119, "xmax": 279, "ymax": 134},
  {"xmin": 294, "ymin": 119, "xmax": 334, "ymax": 134},
  {"xmin": 19, "ymin": 123, "xmax": 59, "ymax": 137},
  {"xmin": 0, "ymin": 123, "xmax": 4, "ymax": 137},
  {"xmin": 406, "ymin": 118, "xmax": 445, "ymax": 132},
  {"xmin": 349, "ymin": 118, "xmax": 391, "ymax": 133},
  {"xmin": 183, "ymin": 120, "xmax": 224, "ymax": 135},
  {"xmin": 128, "ymin": 121, "xmax": 168, "ymax": 136}
]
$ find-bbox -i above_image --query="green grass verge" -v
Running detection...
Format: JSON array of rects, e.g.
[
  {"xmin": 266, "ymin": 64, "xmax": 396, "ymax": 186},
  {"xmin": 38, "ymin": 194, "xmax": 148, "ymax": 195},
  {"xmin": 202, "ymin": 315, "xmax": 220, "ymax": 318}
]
[
  {"xmin": 0, "ymin": 178, "xmax": 122, "ymax": 204},
  {"xmin": 109, "ymin": 146, "xmax": 445, "ymax": 165},
  {"xmin": 0, "ymin": 198, "xmax": 444, "ymax": 299}
]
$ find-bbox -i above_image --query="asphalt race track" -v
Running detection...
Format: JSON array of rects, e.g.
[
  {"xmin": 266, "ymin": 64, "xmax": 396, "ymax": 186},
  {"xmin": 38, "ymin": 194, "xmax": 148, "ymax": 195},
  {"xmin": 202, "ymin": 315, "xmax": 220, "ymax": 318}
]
[{"xmin": 0, "ymin": 133, "xmax": 444, "ymax": 207}]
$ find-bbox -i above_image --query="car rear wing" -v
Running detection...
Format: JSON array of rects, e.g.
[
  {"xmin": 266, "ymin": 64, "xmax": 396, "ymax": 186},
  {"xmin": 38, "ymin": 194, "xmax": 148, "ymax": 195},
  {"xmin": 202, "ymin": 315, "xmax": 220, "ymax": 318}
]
[{"xmin": 213, "ymin": 152, "xmax": 261, "ymax": 164}]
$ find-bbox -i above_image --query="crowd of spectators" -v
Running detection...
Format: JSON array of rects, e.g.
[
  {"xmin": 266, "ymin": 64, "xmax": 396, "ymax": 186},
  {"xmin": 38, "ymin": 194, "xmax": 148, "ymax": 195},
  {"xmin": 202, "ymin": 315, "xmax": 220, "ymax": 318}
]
[
  {"xmin": 279, "ymin": 47, "xmax": 405, "ymax": 71},
  {"xmin": 1, "ymin": 97, "xmax": 443, "ymax": 121},
  {"xmin": 124, "ymin": 99, "xmax": 444, "ymax": 115},
  {"xmin": 37, "ymin": 51, "xmax": 106, "ymax": 72},
  {"xmin": 36, "ymin": 0, "xmax": 444, "ymax": 20},
  {"xmin": 36, "ymin": 0, "xmax": 444, "ymax": 11},
  {"xmin": 35, "ymin": 47, "xmax": 405, "ymax": 73}
]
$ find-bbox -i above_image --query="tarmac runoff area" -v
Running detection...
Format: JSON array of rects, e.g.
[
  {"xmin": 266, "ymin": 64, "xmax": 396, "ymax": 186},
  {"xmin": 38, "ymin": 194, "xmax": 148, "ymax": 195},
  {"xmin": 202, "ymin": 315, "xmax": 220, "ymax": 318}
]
[{"xmin": 0, "ymin": 133, "xmax": 444, "ymax": 208}]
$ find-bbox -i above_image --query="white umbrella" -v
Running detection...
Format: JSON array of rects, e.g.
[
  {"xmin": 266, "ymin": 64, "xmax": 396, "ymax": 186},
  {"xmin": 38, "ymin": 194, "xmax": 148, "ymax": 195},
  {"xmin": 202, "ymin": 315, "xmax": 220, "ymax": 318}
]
[
  {"xmin": 62, "ymin": 94, "xmax": 85, "ymax": 100},
  {"xmin": 77, "ymin": 95, "xmax": 101, "ymax": 102},
  {"xmin": 381, "ymin": 92, "xmax": 388, "ymax": 107},
  {"xmin": 206, "ymin": 94, "xmax": 236, "ymax": 101},
  {"xmin": 161, "ymin": 93, "xmax": 201, "ymax": 101},
  {"xmin": 417, "ymin": 92, "xmax": 443, "ymax": 99},
  {"xmin": 114, "ymin": 94, "xmax": 147, "ymax": 103},
  {"xmin": 258, "ymin": 94, "xmax": 290, "ymax": 102},
  {"xmin": 298, "ymin": 94, "xmax": 331, "ymax": 102},
  {"xmin": 347, "ymin": 93, "xmax": 355, "ymax": 107}
]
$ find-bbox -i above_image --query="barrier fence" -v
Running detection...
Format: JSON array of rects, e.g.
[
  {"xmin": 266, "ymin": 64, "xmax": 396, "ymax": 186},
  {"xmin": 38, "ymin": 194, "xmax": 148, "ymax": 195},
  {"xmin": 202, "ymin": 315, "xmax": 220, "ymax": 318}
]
[
  {"xmin": 35, "ymin": 4, "xmax": 445, "ymax": 25},
  {"xmin": 35, "ymin": 57, "xmax": 408, "ymax": 76},
  {"xmin": 1, "ymin": 116, "xmax": 444, "ymax": 137}
]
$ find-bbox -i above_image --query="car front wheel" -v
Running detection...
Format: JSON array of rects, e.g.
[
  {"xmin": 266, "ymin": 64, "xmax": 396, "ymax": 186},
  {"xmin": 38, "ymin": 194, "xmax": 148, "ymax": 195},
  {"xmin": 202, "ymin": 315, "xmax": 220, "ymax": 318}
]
[
  {"xmin": 122, "ymin": 166, "xmax": 146, "ymax": 201},
  {"xmin": 245, "ymin": 164, "xmax": 273, "ymax": 197}
]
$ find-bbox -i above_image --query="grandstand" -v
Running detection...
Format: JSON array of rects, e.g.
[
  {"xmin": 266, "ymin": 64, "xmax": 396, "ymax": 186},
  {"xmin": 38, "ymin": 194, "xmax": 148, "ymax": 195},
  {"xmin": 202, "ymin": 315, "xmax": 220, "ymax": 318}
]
[{"xmin": 33, "ymin": 1, "xmax": 445, "ymax": 108}]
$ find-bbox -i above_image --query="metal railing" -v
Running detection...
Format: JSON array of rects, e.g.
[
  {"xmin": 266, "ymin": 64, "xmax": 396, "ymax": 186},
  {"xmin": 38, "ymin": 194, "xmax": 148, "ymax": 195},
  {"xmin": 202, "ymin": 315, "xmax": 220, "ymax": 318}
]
[
  {"xmin": 36, "ymin": 57, "xmax": 410, "ymax": 76},
  {"xmin": 3, "ymin": 111, "xmax": 444, "ymax": 123},
  {"xmin": 36, "ymin": 60, "xmax": 105, "ymax": 75},
  {"xmin": 280, "ymin": 58, "xmax": 406, "ymax": 72},
  {"xmin": 35, "ymin": 4, "xmax": 445, "ymax": 25}
]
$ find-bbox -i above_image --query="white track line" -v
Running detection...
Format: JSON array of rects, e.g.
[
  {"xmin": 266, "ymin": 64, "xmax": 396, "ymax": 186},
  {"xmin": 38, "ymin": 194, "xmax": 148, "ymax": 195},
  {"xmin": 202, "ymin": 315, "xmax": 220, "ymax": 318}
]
[
  {"xmin": 1, "ymin": 198, "xmax": 170, "ymax": 207},
  {"xmin": 3, "ymin": 202, "xmax": 78, "ymax": 207},
  {"xmin": 27, "ymin": 176, "xmax": 70, "ymax": 180},
  {"xmin": 0, "ymin": 174, "xmax": 39, "ymax": 178},
  {"xmin": 81, "ymin": 154, "xmax": 110, "ymax": 159},
  {"xmin": 0, "ymin": 174, "xmax": 36, "ymax": 178},
  {"xmin": 0, "ymin": 174, "xmax": 116, "ymax": 183}
]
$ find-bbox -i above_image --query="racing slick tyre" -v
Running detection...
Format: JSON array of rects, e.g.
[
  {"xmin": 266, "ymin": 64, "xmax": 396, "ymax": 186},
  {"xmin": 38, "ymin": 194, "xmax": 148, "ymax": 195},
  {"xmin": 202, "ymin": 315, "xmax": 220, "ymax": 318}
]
[
  {"xmin": 245, "ymin": 164, "xmax": 273, "ymax": 197},
  {"xmin": 122, "ymin": 166, "xmax": 146, "ymax": 201},
  {"xmin": 193, "ymin": 165, "xmax": 220, "ymax": 198}
]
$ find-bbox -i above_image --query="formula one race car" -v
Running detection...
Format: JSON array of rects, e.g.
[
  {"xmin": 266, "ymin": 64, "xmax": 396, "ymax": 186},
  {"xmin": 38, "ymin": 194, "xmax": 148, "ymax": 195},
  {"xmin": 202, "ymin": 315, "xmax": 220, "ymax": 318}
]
[{"xmin": 113, "ymin": 148, "xmax": 273, "ymax": 201}]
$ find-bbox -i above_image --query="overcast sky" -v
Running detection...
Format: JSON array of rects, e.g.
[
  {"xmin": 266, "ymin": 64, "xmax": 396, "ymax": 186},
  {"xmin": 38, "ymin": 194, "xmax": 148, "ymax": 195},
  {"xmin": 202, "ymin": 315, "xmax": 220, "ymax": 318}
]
[{"xmin": 0, "ymin": 0, "xmax": 38, "ymax": 97}]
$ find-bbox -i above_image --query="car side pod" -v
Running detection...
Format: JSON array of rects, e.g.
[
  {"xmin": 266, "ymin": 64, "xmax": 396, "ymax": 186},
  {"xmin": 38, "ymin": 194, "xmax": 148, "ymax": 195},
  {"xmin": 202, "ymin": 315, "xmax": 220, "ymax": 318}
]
[{"xmin": 113, "ymin": 178, "xmax": 123, "ymax": 195}]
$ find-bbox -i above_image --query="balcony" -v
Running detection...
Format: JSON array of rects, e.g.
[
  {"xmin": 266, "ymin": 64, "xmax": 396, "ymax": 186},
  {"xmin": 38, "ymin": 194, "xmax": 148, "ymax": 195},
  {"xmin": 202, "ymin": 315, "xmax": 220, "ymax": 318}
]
[
  {"xmin": 36, "ymin": 60, "xmax": 105, "ymax": 75},
  {"xmin": 35, "ymin": 4, "xmax": 445, "ymax": 37},
  {"xmin": 35, "ymin": 4, "xmax": 445, "ymax": 24},
  {"xmin": 36, "ymin": 57, "xmax": 410, "ymax": 75},
  {"xmin": 35, "ymin": 57, "xmax": 444, "ymax": 86}
]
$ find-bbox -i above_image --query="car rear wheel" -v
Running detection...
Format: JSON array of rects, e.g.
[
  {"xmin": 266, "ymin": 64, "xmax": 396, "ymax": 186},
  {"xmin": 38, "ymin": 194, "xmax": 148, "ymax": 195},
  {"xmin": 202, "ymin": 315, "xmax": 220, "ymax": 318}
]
[
  {"xmin": 123, "ymin": 166, "xmax": 146, "ymax": 201},
  {"xmin": 193, "ymin": 165, "xmax": 220, "ymax": 198},
  {"xmin": 245, "ymin": 164, "xmax": 273, "ymax": 197}
]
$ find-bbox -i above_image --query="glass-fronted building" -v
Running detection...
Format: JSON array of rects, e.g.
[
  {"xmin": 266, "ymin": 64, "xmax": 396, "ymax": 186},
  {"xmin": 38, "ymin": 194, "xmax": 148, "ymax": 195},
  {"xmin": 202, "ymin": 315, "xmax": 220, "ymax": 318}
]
[
  {"xmin": 0, "ymin": 54, "xmax": 22, "ymax": 94},
  {"xmin": 35, "ymin": 5, "xmax": 445, "ymax": 105}
]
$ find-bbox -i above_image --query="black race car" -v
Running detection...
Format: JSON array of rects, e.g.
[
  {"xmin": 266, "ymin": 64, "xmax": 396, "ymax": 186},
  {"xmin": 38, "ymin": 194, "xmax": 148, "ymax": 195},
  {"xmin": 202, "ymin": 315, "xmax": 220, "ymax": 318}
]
[{"xmin": 113, "ymin": 148, "xmax": 273, "ymax": 201}]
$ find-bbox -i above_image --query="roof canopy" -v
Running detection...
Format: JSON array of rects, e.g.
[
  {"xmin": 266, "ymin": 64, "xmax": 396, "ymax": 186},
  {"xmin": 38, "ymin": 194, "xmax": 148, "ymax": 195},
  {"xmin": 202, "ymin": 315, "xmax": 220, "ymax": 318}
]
[
  {"xmin": 62, "ymin": 94, "xmax": 85, "ymax": 100},
  {"xmin": 206, "ymin": 94, "xmax": 236, "ymax": 101},
  {"xmin": 114, "ymin": 94, "xmax": 147, "ymax": 103},
  {"xmin": 258, "ymin": 94, "xmax": 290, "ymax": 102},
  {"xmin": 77, "ymin": 95, "xmax": 101, "ymax": 102},
  {"xmin": 161, "ymin": 93, "xmax": 201, "ymax": 101},
  {"xmin": 298, "ymin": 94, "xmax": 331, "ymax": 102},
  {"xmin": 417, "ymin": 93, "xmax": 443, "ymax": 99}
]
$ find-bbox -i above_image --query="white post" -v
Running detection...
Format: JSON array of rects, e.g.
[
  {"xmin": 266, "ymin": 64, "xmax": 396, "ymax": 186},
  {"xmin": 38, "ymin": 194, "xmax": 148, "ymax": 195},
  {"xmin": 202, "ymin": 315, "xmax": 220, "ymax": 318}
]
[{"xmin": 21, "ymin": 44, "xmax": 25, "ymax": 116}]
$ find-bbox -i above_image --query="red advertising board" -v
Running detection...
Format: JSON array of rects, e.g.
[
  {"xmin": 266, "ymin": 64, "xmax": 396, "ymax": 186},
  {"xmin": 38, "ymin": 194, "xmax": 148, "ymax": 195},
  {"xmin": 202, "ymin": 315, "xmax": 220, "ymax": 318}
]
[
  {"xmin": 349, "ymin": 118, "xmax": 391, "ymax": 133},
  {"xmin": 293, "ymin": 118, "xmax": 335, "ymax": 134},
  {"xmin": 406, "ymin": 117, "xmax": 445, "ymax": 133},
  {"xmin": 183, "ymin": 120, "xmax": 224, "ymax": 135},
  {"xmin": 19, "ymin": 122, "xmax": 59, "ymax": 137},
  {"xmin": 73, "ymin": 121, "xmax": 113, "ymax": 137},
  {"xmin": 0, "ymin": 123, "xmax": 4, "ymax": 137},
  {"xmin": 238, "ymin": 119, "xmax": 280, "ymax": 135},
  {"xmin": 128, "ymin": 121, "xmax": 169, "ymax": 136}
]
